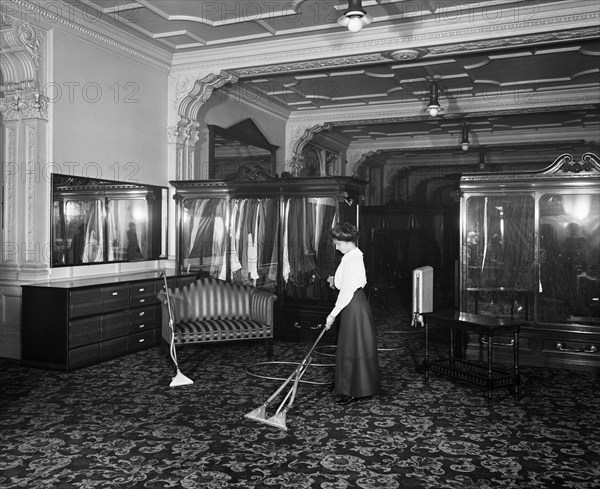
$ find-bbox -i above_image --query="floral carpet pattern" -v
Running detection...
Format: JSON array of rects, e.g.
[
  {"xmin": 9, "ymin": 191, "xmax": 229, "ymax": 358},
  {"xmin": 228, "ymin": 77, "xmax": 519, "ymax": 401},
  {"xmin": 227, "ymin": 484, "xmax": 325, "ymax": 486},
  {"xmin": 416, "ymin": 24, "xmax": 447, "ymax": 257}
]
[{"xmin": 1, "ymin": 306, "xmax": 599, "ymax": 488}]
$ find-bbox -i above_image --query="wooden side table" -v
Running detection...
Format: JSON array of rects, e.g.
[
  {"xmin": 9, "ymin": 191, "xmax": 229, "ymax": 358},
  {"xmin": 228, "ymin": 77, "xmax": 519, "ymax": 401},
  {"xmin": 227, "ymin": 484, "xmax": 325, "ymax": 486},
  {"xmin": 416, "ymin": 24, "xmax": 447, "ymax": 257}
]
[{"xmin": 422, "ymin": 309, "xmax": 522, "ymax": 406}]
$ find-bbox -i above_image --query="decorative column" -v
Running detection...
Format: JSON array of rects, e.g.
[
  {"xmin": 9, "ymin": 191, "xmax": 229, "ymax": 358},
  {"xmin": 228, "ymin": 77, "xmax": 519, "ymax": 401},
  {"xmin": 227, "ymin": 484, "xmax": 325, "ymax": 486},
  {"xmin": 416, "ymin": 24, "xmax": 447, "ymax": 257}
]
[
  {"xmin": 0, "ymin": 15, "xmax": 49, "ymax": 359},
  {"xmin": 0, "ymin": 18, "xmax": 49, "ymax": 275}
]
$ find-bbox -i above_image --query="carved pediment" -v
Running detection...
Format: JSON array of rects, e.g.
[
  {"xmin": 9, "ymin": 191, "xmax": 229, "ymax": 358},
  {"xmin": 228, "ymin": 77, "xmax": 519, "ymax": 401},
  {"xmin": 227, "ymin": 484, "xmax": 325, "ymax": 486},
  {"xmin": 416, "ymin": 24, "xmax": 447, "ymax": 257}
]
[{"xmin": 226, "ymin": 165, "xmax": 278, "ymax": 183}]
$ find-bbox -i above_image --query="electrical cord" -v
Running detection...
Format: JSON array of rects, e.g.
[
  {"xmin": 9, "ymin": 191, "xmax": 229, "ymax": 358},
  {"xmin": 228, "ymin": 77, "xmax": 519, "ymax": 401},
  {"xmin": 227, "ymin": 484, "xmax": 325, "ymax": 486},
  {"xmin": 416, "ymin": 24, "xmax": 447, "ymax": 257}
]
[{"xmin": 245, "ymin": 331, "xmax": 406, "ymax": 383}]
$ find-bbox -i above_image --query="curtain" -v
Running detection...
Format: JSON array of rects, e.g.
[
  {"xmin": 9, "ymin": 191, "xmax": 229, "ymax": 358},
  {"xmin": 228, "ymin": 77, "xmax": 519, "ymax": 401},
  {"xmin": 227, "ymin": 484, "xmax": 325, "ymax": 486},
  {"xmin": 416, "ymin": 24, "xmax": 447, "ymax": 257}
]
[
  {"xmin": 106, "ymin": 200, "xmax": 147, "ymax": 261},
  {"xmin": 82, "ymin": 200, "xmax": 105, "ymax": 263}
]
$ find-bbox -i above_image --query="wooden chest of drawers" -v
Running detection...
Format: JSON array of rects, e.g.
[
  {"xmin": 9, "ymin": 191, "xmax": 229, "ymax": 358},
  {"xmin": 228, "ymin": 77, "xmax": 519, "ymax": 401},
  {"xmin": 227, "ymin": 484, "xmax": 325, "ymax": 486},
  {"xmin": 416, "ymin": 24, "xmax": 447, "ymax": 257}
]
[{"xmin": 21, "ymin": 271, "xmax": 197, "ymax": 370}]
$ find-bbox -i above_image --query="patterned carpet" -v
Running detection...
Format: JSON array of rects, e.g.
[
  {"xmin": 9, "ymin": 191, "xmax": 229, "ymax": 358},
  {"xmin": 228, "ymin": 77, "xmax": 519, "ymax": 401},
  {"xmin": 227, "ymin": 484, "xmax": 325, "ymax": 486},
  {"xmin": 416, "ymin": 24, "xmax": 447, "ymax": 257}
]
[{"xmin": 1, "ymin": 305, "xmax": 599, "ymax": 488}]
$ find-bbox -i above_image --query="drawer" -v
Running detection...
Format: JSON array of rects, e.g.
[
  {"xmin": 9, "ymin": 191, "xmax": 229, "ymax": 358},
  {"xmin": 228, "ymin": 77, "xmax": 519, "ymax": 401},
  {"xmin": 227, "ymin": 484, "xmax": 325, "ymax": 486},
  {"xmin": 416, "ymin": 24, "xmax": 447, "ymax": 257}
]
[
  {"xmin": 70, "ymin": 301, "xmax": 102, "ymax": 319},
  {"xmin": 70, "ymin": 288, "xmax": 101, "ymax": 304},
  {"xmin": 131, "ymin": 281, "xmax": 157, "ymax": 298},
  {"xmin": 101, "ymin": 285, "xmax": 129, "ymax": 301},
  {"xmin": 69, "ymin": 343, "xmax": 101, "ymax": 367},
  {"xmin": 129, "ymin": 320, "xmax": 159, "ymax": 335},
  {"xmin": 102, "ymin": 285, "xmax": 129, "ymax": 312},
  {"xmin": 102, "ymin": 310, "xmax": 129, "ymax": 340},
  {"xmin": 467, "ymin": 333, "xmax": 532, "ymax": 353},
  {"xmin": 542, "ymin": 336, "xmax": 599, "ymax": 356},
  {"xmin": 101, "ymin": 337, "xmax": 129, "ymax": 358},
  {"xmin": 69, "ymin": 317, "xmax": 102, "ymax": 348},
  {"xmin": 129, "ymin": 304, "xmax": 158, "ymax": 326},
  {"xmin": 129, "ymin": 329, "xmax": 159, "ymax": 351},
  {"xmin": 130, "ymin": 293, "xmax": 156, "ymax": 307}
]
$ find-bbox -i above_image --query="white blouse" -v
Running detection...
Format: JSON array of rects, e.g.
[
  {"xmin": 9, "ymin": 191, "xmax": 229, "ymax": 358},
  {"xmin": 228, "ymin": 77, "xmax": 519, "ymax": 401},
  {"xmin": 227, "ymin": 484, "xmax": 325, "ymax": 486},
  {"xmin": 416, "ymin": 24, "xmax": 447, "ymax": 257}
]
[{"xmin": 330, "ymin": 247, "xmax": 367, "ymax": 318}]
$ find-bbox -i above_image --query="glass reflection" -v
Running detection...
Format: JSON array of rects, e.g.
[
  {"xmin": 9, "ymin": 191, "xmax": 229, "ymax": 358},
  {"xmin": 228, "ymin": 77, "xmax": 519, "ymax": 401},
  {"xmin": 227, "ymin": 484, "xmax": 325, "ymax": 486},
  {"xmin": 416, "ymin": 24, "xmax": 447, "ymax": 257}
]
[
  {"xmin": 539, "ymin": 193, "xmax": 600, "ymax": 320},
  {"xmin": 464, "ymin": 195, "xmax": 535, "ymax": 319}
]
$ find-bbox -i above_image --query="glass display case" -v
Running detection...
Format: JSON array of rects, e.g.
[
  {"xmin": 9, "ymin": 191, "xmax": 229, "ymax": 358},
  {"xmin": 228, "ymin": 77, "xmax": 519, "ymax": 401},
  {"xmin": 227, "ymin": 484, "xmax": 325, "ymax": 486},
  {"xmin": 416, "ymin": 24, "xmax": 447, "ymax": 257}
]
[
  {"xmin": 51, "ymin": 174, "xmax": 167, "ymax": 267},
  {"xmin": 171, "ymin": 165, "xmax": 366, "ymax": 340},
  {"xmin": 459, "ymin": 153, "xmax": 600, "ymax": 370}
]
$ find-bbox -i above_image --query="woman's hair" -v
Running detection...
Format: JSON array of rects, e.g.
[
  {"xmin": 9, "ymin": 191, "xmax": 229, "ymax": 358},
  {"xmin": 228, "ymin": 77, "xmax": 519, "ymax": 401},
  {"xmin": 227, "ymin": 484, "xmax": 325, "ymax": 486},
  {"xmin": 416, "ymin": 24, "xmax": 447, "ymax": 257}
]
[{"xmin": 329, "ymin": 222, "xmax": 359, "ymax": 243}]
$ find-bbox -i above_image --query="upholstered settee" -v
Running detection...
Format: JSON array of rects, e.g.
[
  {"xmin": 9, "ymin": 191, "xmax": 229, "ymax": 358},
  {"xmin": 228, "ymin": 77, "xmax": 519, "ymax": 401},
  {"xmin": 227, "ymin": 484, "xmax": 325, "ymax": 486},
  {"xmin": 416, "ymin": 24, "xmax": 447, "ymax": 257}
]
[{"xmin": 158, "ymin": 277, "xmax": 277, "ymax": 357}]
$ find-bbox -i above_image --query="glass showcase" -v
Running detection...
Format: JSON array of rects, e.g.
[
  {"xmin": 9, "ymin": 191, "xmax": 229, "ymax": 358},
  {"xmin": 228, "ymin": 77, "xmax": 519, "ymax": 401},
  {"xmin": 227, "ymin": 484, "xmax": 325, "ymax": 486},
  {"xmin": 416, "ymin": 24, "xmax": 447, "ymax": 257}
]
[
  {"xmin": 51, "ymin": 174, "xmax": 167, "ymax": 267},
  {"xmin": 460, "ymin": 154, "xmax": 600, "ymax": 325}
]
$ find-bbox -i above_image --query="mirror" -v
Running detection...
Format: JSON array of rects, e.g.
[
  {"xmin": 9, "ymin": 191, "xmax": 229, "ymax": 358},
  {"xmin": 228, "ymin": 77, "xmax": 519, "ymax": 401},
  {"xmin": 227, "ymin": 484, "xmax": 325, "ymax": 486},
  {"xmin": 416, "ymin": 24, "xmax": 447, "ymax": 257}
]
[
  {"xmin": 539, "ymin": 193, "xmax": 600, "ymax": 320},
  {"xmin": 51, "ymin": 174, "xmax": 167, "ymax": 267},
  {"xmin": 208, "ymin": 119, "xmax": 278, "ymax": 179}
]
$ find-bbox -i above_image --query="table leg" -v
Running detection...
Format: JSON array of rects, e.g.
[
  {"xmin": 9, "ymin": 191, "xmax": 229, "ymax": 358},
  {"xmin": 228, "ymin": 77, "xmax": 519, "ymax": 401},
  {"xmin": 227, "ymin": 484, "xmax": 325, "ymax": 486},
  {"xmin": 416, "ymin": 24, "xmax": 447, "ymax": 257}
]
[
  {"xmin": 449, "ymin": 327, "xmax": 455, "ymax": 363},
  {"xmin": 513, "ymin": 330, "xmax": 520, "ymax": 401},
  {"xmin": 487, "ymin": 333, "xmax": 493, "ymax": 406},
  {"xmin": 424, "ymin": 320, "xmax": 429, "ymax": 385}
]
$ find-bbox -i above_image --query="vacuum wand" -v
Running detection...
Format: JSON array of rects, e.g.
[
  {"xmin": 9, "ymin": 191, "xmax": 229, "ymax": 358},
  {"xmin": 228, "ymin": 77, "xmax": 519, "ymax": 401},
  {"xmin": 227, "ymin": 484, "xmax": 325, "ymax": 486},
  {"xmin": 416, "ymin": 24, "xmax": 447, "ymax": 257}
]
[
  {"xmin": 161, "ymin": 272, "xmax": 194, "ymax": 387},
  {"xmin": 245, "ymin": 325, "xmax": 328, "ymax": 431}
]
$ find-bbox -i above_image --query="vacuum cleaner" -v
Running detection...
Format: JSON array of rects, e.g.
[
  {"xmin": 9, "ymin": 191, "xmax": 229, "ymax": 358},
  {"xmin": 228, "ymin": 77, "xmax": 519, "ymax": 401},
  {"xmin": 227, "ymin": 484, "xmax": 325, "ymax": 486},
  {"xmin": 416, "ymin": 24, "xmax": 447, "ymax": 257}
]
[
  {"xmin": 245, "ymin": 325, "xmax": 328, "ymax": 431},
  {"xmin": 161, "ymin": 272, "xmax": 194, "ymax": 388}
]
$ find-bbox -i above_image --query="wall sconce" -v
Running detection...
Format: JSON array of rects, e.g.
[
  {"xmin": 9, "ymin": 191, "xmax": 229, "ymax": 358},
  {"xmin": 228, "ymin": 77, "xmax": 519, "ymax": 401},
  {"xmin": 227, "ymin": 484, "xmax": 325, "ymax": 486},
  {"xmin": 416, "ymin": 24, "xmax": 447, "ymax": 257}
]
[
  {"xmin": 426, "ymin": 80, "xmax": 441, "ymax": 117},
  {"xmin": 461, "ymin": 124, "xmax": 470, "ymax": 151},
  {"xmin": 337, "ymin": 0, "xmax": 372, "ymax": 33}
]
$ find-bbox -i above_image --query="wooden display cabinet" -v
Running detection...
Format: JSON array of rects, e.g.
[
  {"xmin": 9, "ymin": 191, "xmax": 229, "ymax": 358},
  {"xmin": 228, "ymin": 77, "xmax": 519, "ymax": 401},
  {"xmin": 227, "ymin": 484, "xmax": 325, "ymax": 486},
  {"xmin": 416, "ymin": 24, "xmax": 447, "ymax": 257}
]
[
  {"xmin": 459, "ymin": 153, "xmax": 600, "ymax": 371},
  {"xmin": 170, "ymin": 165, "xmax": 366, "ymax": 342}
]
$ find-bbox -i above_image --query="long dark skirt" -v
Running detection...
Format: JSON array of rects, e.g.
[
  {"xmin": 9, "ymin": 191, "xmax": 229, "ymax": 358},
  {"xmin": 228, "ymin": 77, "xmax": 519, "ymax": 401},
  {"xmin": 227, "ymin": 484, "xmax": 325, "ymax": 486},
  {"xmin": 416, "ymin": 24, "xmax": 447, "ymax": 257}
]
[{"xmin": 334, "ymin": 288, "xmax": 380, "ymax": 398}]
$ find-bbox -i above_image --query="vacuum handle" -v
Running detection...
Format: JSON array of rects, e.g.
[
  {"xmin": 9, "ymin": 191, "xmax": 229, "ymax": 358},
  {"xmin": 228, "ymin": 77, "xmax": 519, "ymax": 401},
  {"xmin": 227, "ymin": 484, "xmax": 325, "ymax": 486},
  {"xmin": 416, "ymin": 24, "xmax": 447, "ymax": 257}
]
[{"xmin": 161, "ymin": 271, "xmax": 175, "ymax": 326}]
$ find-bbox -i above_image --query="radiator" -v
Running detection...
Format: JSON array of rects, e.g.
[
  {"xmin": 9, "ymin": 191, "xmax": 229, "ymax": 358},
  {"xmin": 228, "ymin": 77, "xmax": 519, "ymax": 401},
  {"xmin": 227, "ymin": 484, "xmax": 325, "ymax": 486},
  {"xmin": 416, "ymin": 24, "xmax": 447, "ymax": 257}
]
[{"xmin": 412, "ymin": 266, "xmax": 433, "ymax": 327}]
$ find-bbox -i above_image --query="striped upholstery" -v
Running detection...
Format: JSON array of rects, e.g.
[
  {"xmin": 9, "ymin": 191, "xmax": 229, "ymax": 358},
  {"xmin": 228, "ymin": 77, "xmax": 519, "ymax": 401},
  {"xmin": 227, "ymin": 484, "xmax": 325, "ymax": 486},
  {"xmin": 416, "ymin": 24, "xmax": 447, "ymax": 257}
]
[
  {"xmin": 175, "ymin": 318, "xmax": 271, "ymax": 344},
  {"xmin": 160, "ymin": 277, "xmax": 277, "ymax": 349}
]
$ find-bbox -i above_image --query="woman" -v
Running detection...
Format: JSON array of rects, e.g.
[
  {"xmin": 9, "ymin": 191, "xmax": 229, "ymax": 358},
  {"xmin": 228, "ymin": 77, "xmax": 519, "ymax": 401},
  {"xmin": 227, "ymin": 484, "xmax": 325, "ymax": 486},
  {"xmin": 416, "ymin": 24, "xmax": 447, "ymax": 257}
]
[{"xmin": 325, "ymin": 222, "xmax": 380, "ymax": 405}]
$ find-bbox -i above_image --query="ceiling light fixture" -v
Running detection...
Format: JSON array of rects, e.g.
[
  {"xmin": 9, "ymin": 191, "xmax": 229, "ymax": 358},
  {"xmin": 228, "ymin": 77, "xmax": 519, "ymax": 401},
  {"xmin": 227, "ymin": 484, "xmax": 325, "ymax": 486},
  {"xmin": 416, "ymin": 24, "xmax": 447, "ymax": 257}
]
[
  {"xmin": 426, "ymin": 80, "xmax": 441, "ymax": 117},
  {"xmin": 461, "ymin": 124, "xmax": 470, "ymax": 151},
  {"xmin": 337, "ymin": 0, "xmax": 372, "ymax": 33}
]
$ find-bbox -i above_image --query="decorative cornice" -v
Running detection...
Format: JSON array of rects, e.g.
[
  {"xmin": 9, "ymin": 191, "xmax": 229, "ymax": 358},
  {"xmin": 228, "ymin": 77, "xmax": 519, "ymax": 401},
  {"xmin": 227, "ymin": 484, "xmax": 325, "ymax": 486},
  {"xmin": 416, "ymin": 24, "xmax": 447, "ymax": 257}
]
[
  {"xmin": 428, "ymin": 26, "xmax": 600, "ymax": 56},
  {"xmin": 171, "ymin": 15, "xmax": 598, "ymax": 74},
  {"xmin": 4, "ymin": 0, "xmax": 170, "ymax": 71},
  {"xmin": 232, "ymin": 53, "xmax": 386, "ymax": 78}
]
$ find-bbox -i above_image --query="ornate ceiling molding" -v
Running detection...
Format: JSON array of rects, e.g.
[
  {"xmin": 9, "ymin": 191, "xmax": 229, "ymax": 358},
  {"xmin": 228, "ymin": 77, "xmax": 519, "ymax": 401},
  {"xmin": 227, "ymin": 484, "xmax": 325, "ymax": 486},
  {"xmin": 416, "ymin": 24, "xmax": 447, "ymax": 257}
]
[
  {"xmin": 428, "ymin": 26, "xmax": 600, "ymax": 56},
  {"xmin": 3, "ymin": 0, "xmax": 170, "ymax": 71},
  {"xmin": 171, "ymin": 10, "xmax": 599, "ymax": 74},
  {"xmin": 226, "ymin": 26, "xmax": 599, "ymax": 79}
]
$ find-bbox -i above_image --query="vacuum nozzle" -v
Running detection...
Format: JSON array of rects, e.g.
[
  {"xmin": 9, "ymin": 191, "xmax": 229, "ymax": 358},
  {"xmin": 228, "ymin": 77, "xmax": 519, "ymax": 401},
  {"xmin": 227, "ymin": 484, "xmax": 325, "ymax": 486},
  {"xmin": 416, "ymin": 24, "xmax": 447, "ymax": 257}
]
[
  {"xmin": 245, "ymin": 405, "xmax": 288, "ymax": 431},
  {"xmin": 170, "ymin": 369, "xmax": 194, "ymax": 387}
]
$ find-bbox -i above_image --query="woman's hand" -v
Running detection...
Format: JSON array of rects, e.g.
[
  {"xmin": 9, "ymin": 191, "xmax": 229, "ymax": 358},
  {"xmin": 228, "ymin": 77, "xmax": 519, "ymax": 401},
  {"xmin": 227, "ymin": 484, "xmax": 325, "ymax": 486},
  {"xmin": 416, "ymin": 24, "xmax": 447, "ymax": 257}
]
[{"xmin": 325, "ymin": 314, "xmax": 335, "ymax": 330}]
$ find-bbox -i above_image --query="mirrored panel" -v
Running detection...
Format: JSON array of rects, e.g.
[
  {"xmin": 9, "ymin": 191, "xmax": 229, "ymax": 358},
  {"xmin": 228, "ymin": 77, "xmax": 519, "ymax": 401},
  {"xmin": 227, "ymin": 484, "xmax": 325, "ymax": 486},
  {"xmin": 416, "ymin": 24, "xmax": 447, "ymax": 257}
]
[
  {"xmin": 463, "ymin": 194, "xmax": 536, "ymax": 319},
  {"xmin": 51, "ymin": 174, "xmax": 167, "ymax": 267},
  {"xmin": 539, "ymin": 193, "xmax": 600, "ymax": 321}
]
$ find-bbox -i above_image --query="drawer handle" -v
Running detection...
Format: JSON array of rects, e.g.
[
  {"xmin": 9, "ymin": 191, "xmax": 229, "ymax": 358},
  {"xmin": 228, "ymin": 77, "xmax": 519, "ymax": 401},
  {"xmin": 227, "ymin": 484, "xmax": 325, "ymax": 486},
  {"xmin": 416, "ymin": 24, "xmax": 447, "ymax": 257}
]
[
  {"xmin": 555, "ymin": 343, "xmax": 597, "ymax": 354},
  {"xmin": 138, "ymin": 338, "xmax": 145, "ymax": 343},
  {"xmin": 139, "ymin": 311, "xmax": 145, "ymax": 316},
  {"xmin": 139, "ymin": 299, "xmax": 145, "ymax": 303},
  {"xmin": 480, "ymin": 335, "xmax": 515, "ymax": 347},
  {"xmin": 112, "ymin": 292, "xmax": 118, "ymax": 296},
  {"xmin": 139, "ymin": 324, "xmax": 145, "ymax": 328},
  {"xmin": 139, "ymin": 288, "xmax": 145, "ymax": 292}
]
